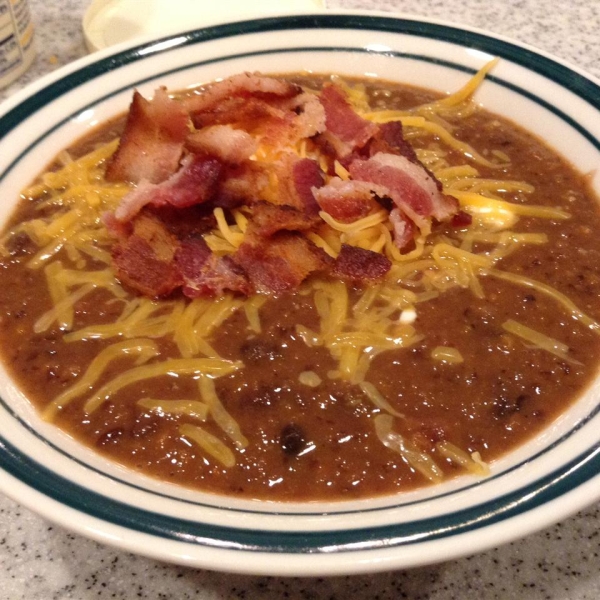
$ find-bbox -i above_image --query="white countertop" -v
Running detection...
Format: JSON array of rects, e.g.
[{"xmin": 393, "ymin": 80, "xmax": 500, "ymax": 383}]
[{"xmin": 0, "ymin": 1, "xmax": 599, "ymax": 598}]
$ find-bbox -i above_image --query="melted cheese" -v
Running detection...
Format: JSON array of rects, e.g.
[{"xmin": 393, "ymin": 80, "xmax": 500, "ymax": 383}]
[
  {"xmin": 84, "ymin": 358, "xmax": 242, "ymax": 414},
  {"xmin": 179, "ymin": 423, "xmax": 236, "ymax": 468},
  {"xmin": 42, "ymin": 339, "xmax": 160, "ymax": 421},
  {"xmin": 502, "ymin": 319, "xmax": 583, "ymax": 365}
]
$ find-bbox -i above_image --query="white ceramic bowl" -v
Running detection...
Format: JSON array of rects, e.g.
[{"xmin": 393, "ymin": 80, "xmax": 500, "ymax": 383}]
[{"xmin": 0, "ymin": 13, "xmax": 599, "ymax": 576}]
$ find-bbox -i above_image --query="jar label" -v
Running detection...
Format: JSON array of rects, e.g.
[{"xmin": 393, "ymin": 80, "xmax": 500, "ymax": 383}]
[{"xmin": 0, "ymin": 0, "xmax": 35, "ymax": 87}]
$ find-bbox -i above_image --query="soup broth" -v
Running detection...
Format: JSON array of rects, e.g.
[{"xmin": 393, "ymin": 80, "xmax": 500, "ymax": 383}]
[{"xmin": 1, "ymin": 69, "xmax": 599, "ymax": 500}]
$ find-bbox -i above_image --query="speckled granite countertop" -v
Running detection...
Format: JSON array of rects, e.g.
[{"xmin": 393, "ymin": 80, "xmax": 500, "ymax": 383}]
[{"xmin": 0, "ymin": 1, "xmax": 599, "ymax": 598}]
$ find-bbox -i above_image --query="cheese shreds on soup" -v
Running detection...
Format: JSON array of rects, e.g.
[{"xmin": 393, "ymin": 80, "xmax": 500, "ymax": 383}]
[{"xmin": 0, "ymin": 63, "xmax": 599, "ymax": 500}]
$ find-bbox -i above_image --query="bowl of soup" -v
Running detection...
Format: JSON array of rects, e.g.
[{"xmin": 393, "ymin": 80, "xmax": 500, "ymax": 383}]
[{"xmin": 0, "ymin": 13, "xmax": 598, "ymax": 576}]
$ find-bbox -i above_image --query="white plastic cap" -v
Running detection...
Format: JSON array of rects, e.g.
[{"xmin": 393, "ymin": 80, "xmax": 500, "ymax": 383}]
[{"xmin": 83, "ymin": 0, "xmax": 326, "ymax": 52}]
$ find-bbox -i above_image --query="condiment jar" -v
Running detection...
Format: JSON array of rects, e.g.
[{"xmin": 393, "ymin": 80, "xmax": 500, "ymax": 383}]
[{"xmin": 0, "ymin": 0, "xmax": 35, "ymax": 89}]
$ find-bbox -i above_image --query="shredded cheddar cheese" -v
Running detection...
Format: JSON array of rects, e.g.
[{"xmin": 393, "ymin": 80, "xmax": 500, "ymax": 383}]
[
  {"xmin": 502, "ymin": 319, "xmax": 583, "ymax": 365},
  {"xmin": 431, "ymin": 346, "xmax": 464, "ymax": 364},
  {"xmin": 198, "ymin": 375, "xmax": 248, "ymax": 450},
  {"xmin": 436, "ymin": 440, "xmax": 490, "ymax": 476},
  {"xmin": 42, "ymin": 339, "xmax": 160, "ymax": 421},
  {"xmin": 374, "ymin": 414, "xmax": 444, "ymax": 483},
  {"xmin": 180, "ymin": 423, "xmax": 236, "ymax": 468},
  {"xmin": 84, "ymin": 358, "xmax": 242, "ymax": 414},
  {"xmin": 299, "ymin": 371, "xmax": 322, "ymax": 387}
]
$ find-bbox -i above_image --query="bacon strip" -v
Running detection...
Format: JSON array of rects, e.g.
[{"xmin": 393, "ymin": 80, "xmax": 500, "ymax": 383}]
[
  {"xmin": 212, "ymin": 162, "xmax": 268, "ymax": 209},
  {"xmin": 249, "ymin": 201, "xmax": 319, "ymax": 237},
  {"xmin": 286, "ymin": 92, "xmax": 327, "ymax": 142},
  {"xmin": 176, "ymin": 237, "xmax": 250, "ymax": 297},
  {"xmin": 106, "ymin": 88, "xmax": 189, "ymax": 184},
  {"xmin": 186, "ymin": 125, "xmax": 257, "ymax": 164},
  {"xmin": 256, "ymin": 92, "xmax": 327, "ymax": 149},
  {"xmin": 191, "ymin": 96, "xmax": 287, "ymax": 130},
  {"xmin": 112, "ymin": 214, "xmax": 182, "ymax": 297},
  {"xmin": 349, "ymin": 152, "xmax": 458, "ymax": 231},
  {"xmin": 367, "ymin": 121, "xmax": 419, "ymax": 163},
  {"xmin": 235, "ymin": 233, "xmax": 332, "ymax": 293},
  {"xmin": 331, "ymin": 244, "xmax": 391, "ymax": 281},
  {"xmin": 185, "ymin": 72, "xmax": 301, "ymax": 115},
  {"xmin": 191, "ymin": 91, "xmax": 326, "ymax": 153},
  {"xmin": 114, "ymin": 154, "xmax": 223, "ymax": 222},
  {"xmin": 187, "ymin": 73, "xmax": 300, "ymax": 139},
  {"xmin": 104, "ymin": 74, "xmax": 463, "ymax": 299},
  {"xmin": 318, "ymin": 84, "xmax": 379, "ymax": 157},
  {"xmin": 292, "ymin": 158, "xmax": 324, "ymax": 215},
  {"xmin": 313, "ymin": 179, "xmax": 381, "ymax": 223},
  {"xmin": 267, "ymin": 155, "xmax": 325, "ymax": 215}
]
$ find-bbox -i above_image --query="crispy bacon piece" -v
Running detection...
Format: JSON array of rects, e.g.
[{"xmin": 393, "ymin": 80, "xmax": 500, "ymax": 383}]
[
  {"xmin": 106, "ymin": 88, "xmax": 189, "ymax": 184},
  {"xmin": 349, "ymin": 152, "xmax": 458, "ymax": 231},
  {"xmin": 367, "ymin": 121, "xmax": 419, "ymax": 163},
  {"xmin": 249, "ymin": 201, "xmax": 319, "ymax": 237},
  {"xmin": 192, "ymin": 93, "xmax": 326, "ymax": 153},
  {"xmin": 367, "ymin": 122, "xmax": 445, "ymax": 192},
  {"xmin": 185, "ymin": 125, "xmax": 257, "ymax": 163},
  {"xmin": 331, "ymin": 244, "xmax": 391, "ymax": 281},
  {"xmin": 186, "ymin": 74, "xmax": 326, "ymax": 161},
  {"xmin": 284, "ymin": 92, "xmax": 327, "ymax": 142},
  {"xmin": 113, "ymin": 154, "xmax": 223, "ymax": 222},
  {"xmin": 191, "ymin": 96, "xmax": 287, "ymax": 130},
  {"xmin": 213, "ymin": 162, "xmax": 269, "ymax": 209},
  {"xmin": 291, "ymin": 158, "xmax": 324, "ymax": 215},
  {"xmin": 451, "ymin": 210, "xmax": 473, "ymax": 227},
  {"xmin": 112, "ymin": 213, "xmax": 182, "ymax": 297},
  {"xmin": 184, "ymin": 73, "xmax": 301, "ymax": 115},
  {"xmin": 102, "ymin": 211, "xmax": 131, "ymax": 239},
  {"xmin": 273, "ymin": 155, "xmax": 325, "ymax": 214},
  {"xmin": 145, "ymin": 205, "xmax": 215, "ymax": 239},
  {"xmin": 256, "ymin": 92, "xmax": 327, "ymax": 149},
  {"xmin": 235, "ymin": 232, "xmax": 332, "ymax": 293},
  {"xmin": 313, "ymin": 179, "xmax": 381, "ymax": 223},
  {"xmin": 318, "ymin": 84, "xmax": 379, "ymax": 157},
  {"xmin": 176, "ymin": 237, "xmax": 250, "ymax": 297},
  {"xmin": 187, "ymin": 73, "xmax": 301, "ymax": 138},
  {"xmin": 105, "ymin": 73, "xmax": 457, "ymax": 299}
]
